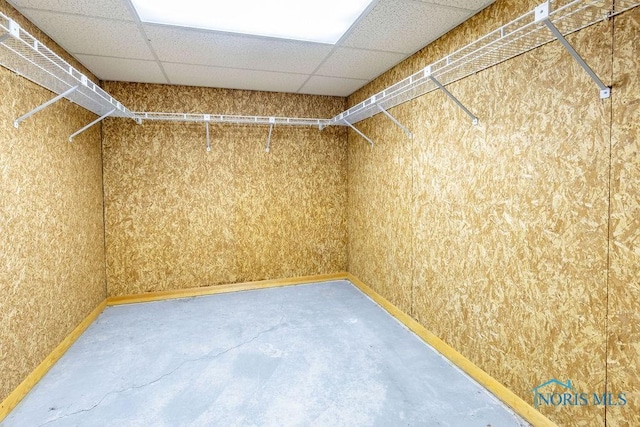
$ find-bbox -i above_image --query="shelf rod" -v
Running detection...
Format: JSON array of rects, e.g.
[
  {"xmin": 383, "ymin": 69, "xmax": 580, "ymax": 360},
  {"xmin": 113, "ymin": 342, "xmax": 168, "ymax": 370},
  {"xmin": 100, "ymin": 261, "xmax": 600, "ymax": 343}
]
[
  {"xmin": 14, "ymin": 85, "xmax": 79, "ymax": 128},
  {"xmin": 345, "ymin": 122, "xmax": 374, "ymax": 147},
  {"xmin": 205, "ymin": 121, "xmax": 211, "ymax": 152},
  {"xmin": 376, "ymin": 104, "xmax": 413, "ymax": 139},
  {"xmin": 266, "ymin": 117, "xmax": 275, "ymax": 153},
  {"xmin": 536, "ymin": 2, "xmax": 610, "ymax": 98},
  {"xmin": 69, "ymin": 109, "xmax": 115, "ymax": 142},
  {"xmin": 428, "ymin": 75, "xmax": 479, "ymax": 125}
]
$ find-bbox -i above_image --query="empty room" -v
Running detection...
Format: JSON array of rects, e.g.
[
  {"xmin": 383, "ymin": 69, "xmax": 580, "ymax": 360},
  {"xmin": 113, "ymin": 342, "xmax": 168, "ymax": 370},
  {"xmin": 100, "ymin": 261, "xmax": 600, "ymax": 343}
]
[{"xmin": 0, "ymin": 0, "xmax": 638, "ymax": 425}]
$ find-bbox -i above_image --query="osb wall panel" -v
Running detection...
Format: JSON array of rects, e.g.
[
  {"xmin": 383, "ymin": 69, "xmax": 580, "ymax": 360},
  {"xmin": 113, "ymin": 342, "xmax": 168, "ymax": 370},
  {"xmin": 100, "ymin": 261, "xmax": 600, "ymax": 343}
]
[
  {"xmin": 607, "ymin": 7, "xmax": 640, "ymax": 427},
  {"xmin": 346, "ymin": 0, "xmax": 632, "ymax": 425},
  {"xmin": 0, "ymin": 2, "xmax": 105, "ymax": 403},
  {"xmin": 102, "ymin": 83, "xmax": 347, "ymax": 296}
]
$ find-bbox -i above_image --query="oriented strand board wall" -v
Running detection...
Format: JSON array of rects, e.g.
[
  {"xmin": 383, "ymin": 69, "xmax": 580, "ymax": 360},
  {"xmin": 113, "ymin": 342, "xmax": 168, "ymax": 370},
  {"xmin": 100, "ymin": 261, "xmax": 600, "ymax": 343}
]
[
  {"xmin": 0, "ymin": 2, "xmax": 106, "ymax": 404},
  {"xmin": 347, "ymin": 1, "xmax": 638, "ymax": 425},
  {"xmin": 102, "ymin": 83, "xmax": 347, "ymax": 296},
  {"xmin": 608, "ymin": 8, "xmax": 640, "ymax": 427}
]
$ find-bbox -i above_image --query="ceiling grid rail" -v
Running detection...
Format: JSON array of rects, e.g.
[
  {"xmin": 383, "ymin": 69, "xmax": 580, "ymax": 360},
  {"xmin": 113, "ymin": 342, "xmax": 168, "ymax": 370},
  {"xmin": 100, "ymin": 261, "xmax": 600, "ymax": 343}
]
[{"xmin": 1, "ymin": 1, "xmax": 639, "ymax": 146}]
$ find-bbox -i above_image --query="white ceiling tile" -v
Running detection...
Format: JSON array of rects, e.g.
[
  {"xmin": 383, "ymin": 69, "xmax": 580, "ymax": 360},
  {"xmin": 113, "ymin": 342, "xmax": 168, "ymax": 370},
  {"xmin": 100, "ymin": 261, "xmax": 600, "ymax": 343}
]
[
  {"xmin": 299, "ymin": 76, "xmax": 368, "ymax": 97},
  {"xmin": 342, "ymin": 0, "xmax": 472, "ymax": 53},
  {"xmin": 74, "ymin": 54, "xmax": 167, "ymax": 84},
  {"xmin": 145, "ymin": 25, "xmax": 333, "ymax": 74},
  {"xmin": 7, "ymin": 0, "xmax": 134, "ymax": 21},
  {"xmin": 316, "ymin": 47, "xmax": 406, "ymax": 80},
  {"xmin": 410, "ymin": 0, "xmax": 494, "ymax": 12},
  {"xmin": 162, "ymin": 63, "xmax": 309, "ymax": 94},
  {"xmin": 20, "ymin": 10, "xmax": 154, "ymax": 59}
]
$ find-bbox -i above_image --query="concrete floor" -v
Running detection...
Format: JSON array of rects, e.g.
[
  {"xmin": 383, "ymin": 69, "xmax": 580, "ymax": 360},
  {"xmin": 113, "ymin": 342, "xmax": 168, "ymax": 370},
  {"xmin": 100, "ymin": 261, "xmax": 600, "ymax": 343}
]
[{"xmin": 3, "ymin": 280, "xmax": 528, "ymax": 426}]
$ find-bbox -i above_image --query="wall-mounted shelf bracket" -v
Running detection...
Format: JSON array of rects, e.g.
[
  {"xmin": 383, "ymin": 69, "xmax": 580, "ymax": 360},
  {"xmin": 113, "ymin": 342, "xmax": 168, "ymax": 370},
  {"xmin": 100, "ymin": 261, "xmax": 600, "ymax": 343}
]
[
  {"xmin": 427, "ymin": 67, "xmax": 478, "ymax": 125},
  {"xmin": 69, "ymin": 108, "xmax": 115, "ymax": 142},
  {"xmin": 535, "ymin": 1, "xmax": 610, "ymax": 99},
  {"xmin": 14, "ymin": 85, "xmax": 79, "ymax": 128},
  {"xmin": 205, "ymin": 114, "xmax": 211, "ymax": 152},
  {"xmin": 376, "ymin": 104, "xmax": 413, "ymax": 139},
  {"xmin": 345, "ymin": 122, "xmax": 374, "ymax": 147},
  {"xmin": 266, "ymin": 117, "xmax": 275, "ymax": 153},
  {"xmin": 0, "ymin": 18, "xmax": 19, "ymax": 44}
]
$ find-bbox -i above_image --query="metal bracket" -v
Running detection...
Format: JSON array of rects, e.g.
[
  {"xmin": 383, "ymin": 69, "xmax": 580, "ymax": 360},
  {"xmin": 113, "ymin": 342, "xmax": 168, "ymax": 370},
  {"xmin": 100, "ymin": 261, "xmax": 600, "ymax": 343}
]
[
  {"xmin": 205, "ymin": 115, "xmax": 211, "ymax": 152},
  {"xmin": 14, "ymin": 85, "xmax": 79, "ymax": 128},
  {"xmin": 535, "ymin": 1, "xmax": 611, "ymax": 99},
  {"xmin": 426, "ymin": 68, "xmax": 479, "ymax": 125},
  {"xmin": 69, "ymin": 109, "xmax": 115, "ymax": 142},
  {"xmin": 345, "ymin": 122, "xmax": 374, "ymax": 147},
  {"xmin": 1, "ymin": 18, "xmax": 19, "ymax": 44},
  {"xmin": 376, "ymin": 104, "xmax": 413, "ymax": 139},
  {"xmin": 266, "ymin": 117, "xmax": 275, "ymax": 153}
]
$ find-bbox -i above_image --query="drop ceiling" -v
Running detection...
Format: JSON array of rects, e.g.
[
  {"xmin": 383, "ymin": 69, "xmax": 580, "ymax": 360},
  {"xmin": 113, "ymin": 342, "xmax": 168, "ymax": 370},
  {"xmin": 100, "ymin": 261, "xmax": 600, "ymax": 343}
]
[{"xmin": 7, "ymin": 0, "xmax": 495, "ymax": 97}]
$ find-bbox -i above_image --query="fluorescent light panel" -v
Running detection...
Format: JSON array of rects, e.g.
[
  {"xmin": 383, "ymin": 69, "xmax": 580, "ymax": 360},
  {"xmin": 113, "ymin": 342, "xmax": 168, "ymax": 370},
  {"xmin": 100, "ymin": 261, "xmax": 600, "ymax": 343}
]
[{"xmin": 131, "ymin": 0, "xmax": 374, "ymax": 44}]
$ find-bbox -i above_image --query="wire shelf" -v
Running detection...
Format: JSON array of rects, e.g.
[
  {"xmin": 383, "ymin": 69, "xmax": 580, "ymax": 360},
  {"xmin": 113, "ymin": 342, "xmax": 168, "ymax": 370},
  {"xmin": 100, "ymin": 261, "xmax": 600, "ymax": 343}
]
[
  {"xmin": 329, "ymin": 0, "xmax": 639, "ymax": 126},
  {"xmin": 0, "ymin": 12, "xmax": 133, "ymax": 119},
  {"xmin": 134, "ymin": 112, "xmax": 331, "ymax": 128}
]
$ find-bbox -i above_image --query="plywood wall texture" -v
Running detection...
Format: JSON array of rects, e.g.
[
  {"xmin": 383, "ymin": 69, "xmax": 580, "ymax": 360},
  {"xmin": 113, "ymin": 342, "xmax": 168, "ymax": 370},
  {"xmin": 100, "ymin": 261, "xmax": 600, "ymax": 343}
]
[
  {"xmin": 102, "ymin": 83, "xmax": 347, "ymax": 296},
  {"xmin": 347, "ymin": 1, "xmax": 638, "ymax": 425},
  {"xmin": 607, "ymin": 7, "xmax": 640, "ymax": 427},
  {"xmin": 0, "ymin": 1, "xmax": 106, "ymax": 404}
]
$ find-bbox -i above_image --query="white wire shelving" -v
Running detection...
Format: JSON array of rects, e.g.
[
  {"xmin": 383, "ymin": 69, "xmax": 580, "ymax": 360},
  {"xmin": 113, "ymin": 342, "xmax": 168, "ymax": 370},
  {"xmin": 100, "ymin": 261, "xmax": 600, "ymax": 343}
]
[
  {"xmin": 0, "ymin": 11, "xmax": 134, "ymax": 123},
  {"xmin": 133, "ymin": 112, "xmax": 331, "ymax": 128},
  {"xmin": 1, "ymin": 0, "xmax": 638, "ymax": 144},
  {"xmin": 327, "ymin": 0, "xmax": 640, "ymax": 129}
]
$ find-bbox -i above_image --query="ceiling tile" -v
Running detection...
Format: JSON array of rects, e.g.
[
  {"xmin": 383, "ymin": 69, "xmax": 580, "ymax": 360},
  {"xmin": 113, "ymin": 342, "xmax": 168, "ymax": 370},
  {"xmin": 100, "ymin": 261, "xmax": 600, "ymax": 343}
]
[
  {"xmin": 145, "ymin": 25, "xmax": 333, "ymax": 74},
  {"xmin": 162, "ymin": 63, "xmax": 309, "ymax": 94},
  {"xmin": 315, "ymin": 47, "xmax": 406, "ymax": 80},
  {"xmin": 74, "ymin": 54, "xmax": 167, "ymax": 84},
  {"xmin": 7, "ymin": 0, "xmax": 134, "ymax": 21},
  {"xmin": 299, "ymin": 76, "xmax": 368, "ymax": 97},
  {"xmin": 19, "ymin": 10, "xmax": 154, "ymax": 59},
  {"xmin": 410, "ymin": 0, "xmax": 494, "ymax": 12},
  {"xmin": 342, "ymin": 0, "xmax": 471, "ymax": 54}
]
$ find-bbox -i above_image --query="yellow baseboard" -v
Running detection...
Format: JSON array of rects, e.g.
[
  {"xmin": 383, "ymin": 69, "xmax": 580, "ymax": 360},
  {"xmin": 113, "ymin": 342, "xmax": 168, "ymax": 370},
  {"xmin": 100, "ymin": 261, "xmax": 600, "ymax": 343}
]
[
  {"xmin": 107, "ymin": 272, "xmax": 349, "ymax": 305},
  {"xmin": 347, "ymin": 273, "xmax": 556, "ymax": 427},
  {"xmin": 0, "ymin": 299, "xmax": 108, "ymax": 422}
]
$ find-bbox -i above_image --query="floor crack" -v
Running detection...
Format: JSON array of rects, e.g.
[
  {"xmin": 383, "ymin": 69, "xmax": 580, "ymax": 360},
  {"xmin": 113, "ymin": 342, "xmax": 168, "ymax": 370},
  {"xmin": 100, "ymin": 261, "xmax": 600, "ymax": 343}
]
[{"xmin": 36, "ymin": 315, "xmax": 286, "ymax": 427}]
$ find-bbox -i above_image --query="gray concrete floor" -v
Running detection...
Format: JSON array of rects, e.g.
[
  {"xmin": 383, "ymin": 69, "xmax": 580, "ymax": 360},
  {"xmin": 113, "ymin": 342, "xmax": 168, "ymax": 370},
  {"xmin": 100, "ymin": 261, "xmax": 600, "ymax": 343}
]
[{"xmin": 3, "ymin": 280, "xmax": 528, "ymax": 426}]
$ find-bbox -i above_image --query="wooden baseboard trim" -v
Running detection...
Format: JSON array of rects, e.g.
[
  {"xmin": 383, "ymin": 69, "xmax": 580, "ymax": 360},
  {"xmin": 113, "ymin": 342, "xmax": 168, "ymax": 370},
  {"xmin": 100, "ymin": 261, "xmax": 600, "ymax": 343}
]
[
  {"xmin": 0, "ymin": 299, "xmax": 108, "ymax": 422},
  {"xmin": 347, "ymin": 273, "xmax": 557, "ymax": 427},
  {"xmin": 107, "ymin": 272, "xmax": 349, "ymax": 306}
]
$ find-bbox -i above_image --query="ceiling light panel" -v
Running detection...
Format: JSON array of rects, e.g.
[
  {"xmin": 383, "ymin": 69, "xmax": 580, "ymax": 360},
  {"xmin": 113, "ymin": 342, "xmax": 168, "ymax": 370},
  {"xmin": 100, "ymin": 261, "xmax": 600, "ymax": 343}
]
[{"xmin": 131, "ymin": 0, "xmax": 374, "ymax": 44}]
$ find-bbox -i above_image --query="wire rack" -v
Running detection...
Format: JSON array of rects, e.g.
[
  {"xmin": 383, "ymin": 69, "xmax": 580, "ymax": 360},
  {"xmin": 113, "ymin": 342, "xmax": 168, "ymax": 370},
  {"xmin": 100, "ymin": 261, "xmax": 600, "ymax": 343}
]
[
  {"xmin": 134, "ymin": 112, "xmax": 331, "ymax": 128},
  {"xmin": 329, "ymin": 0, "xmax": 639, "ymax": 126},
  {"xmin": 0, "ymin": 11, "xmax": 133, "ymax": 119}
]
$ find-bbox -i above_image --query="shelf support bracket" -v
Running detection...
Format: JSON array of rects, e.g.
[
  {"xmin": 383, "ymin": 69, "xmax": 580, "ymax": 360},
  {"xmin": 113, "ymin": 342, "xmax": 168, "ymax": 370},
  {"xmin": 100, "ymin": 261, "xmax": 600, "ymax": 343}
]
[
  {"xmin": 428, "ymin": 73, "xmax": 478, "ymax": 125},
  {"xmin": 376, "ymin": 104, "xmax": 413, "ymax": 139},
  {"xmin": 345, "ymin": 122, "xmax": 374, "ymax": 147},
  {"xmin": 205, "ymin": 115, "xmax": 211, "ymax": 152},
  {"xmin": 14, "ymin": 85, "xmax": 79, "ymax": 128},
  {"xmin": 266, "ymin": 117, "xmax": 275, "ymax": 153},
  {"xmin": 1, "ymin": 19, "xmax": 19, "ymax": 45},
  {"xmin": 69, "ymin": 109, "xmax": 115, "ymax": 142},
  {"xmin": 535, "ymin": 2, "xmax": 610, "ymax": 99}
]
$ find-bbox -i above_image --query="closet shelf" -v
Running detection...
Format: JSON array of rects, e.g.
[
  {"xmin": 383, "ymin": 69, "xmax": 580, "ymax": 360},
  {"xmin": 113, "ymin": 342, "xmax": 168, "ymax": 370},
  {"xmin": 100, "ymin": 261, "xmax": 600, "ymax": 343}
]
[
  {"xmin": 0, "ymin": 12, "xmax": 133, "ymax": 120},
  {"xmin": 328, "ymin": 0, "xmax": 640, "ymax": 127},
  {"xmin": 133, "ymin": 112, "xmax": 331, "ymax": 128}
]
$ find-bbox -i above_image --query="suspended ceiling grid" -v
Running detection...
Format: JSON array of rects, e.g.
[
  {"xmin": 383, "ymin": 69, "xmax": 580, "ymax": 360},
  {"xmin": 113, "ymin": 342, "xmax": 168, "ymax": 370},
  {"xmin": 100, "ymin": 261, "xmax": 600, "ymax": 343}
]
[{"xmin": 6, "ymin": 0, "xmax": 495, "ymax": 96}]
